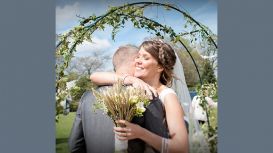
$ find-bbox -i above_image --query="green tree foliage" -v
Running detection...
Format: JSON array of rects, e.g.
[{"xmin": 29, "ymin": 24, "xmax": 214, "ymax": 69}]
[
  {"xmin": 66, "ymin": 72, "xmax": 79, "ymax": 82},
  {"xmin": 177, "ymin": 49, "xmax": 205, "ymax": 87},
  {"xmin": 201, "ymin": 60, "xmax": 217, "ymax": 84},
  {"xmin": 70, "ymin": 75, "xmax": 95, "ymax": 102}
]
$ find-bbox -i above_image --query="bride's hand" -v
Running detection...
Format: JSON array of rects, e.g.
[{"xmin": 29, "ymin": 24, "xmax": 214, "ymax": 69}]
[
  {"xmin": 113, "ymin": 120, "xmax": 145, "ymax": 140},
  {"xmin": 125, "ymin": 76, "xmax": 158, "ymax": 99}
]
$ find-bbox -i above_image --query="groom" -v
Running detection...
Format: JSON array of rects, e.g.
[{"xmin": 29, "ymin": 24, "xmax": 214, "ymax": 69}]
[{"xmin": 68, "ymin": 45, "xmax": 169, "ymax": 153}]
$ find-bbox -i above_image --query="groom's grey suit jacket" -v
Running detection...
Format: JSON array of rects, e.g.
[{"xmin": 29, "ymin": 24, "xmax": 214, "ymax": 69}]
[
  {"xmin": 68, "ymin": 87, "xmax": 169, "ymax": 153},
  {"xmin": 68, "ymin": 87, "xmax": 115, "ymax": 153}
]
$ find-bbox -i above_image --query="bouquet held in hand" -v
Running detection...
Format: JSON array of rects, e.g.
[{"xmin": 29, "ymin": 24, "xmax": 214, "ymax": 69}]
[{"xmin": 92, "ymin": 80, "xmax": 150, "ymax": 152}]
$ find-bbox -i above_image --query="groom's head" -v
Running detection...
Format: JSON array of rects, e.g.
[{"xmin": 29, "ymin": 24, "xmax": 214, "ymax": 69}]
[{"xmin": 112, "ymin": 45, "xmax": 138, "ymax": 75}]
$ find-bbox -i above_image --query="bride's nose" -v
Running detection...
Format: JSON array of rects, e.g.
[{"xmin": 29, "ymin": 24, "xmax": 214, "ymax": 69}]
[{"xmin": 135, "ymin": 57, "xmax": 142, "ymax": 64}]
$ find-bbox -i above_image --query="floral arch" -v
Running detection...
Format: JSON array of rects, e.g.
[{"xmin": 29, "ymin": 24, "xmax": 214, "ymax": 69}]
[{"xmin": 56, "ymin": 2, "xmax": 217, "ymax": 152}]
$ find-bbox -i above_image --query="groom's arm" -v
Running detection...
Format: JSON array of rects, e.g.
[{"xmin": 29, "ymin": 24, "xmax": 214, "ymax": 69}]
[{"xmin": 68, "ymin": 94, "xmax": 86, "ymax": 153}]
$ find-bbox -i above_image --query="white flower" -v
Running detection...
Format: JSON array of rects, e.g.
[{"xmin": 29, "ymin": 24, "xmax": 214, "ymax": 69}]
[{"xmin": 136, "ymin": 102, "xmax": 146, "ymax": 113}]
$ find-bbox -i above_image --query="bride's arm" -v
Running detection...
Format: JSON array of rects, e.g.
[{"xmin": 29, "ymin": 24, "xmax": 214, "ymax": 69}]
[
  {"xmin": 90, "ymin": 72, "xmax": 157, "ymax": 97},
  {"xmin": 114, "ymin": 93, "xmax": 188, "ymax": 153},
  {"xmin": 163, "ymin": 93, "xmax": 189, "ymax": 153},
  {"xmin": 90, "ymin": 72, "xmax": 122, "ymax": 85},
  {"xmin": 143, "ymin": 93, "xmax": 188, "ymax": 153}
]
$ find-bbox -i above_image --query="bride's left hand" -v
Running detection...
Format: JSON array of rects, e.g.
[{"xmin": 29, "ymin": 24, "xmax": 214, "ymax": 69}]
[{"xmin": 114, "ymin": 120, "xmax": 144, "ymax": 140}]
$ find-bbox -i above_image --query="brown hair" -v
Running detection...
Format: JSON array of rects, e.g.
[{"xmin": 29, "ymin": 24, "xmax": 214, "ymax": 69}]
[
  {"xmin": 112, "ymin": 45, "xmax": 138, "ymax": 72},
  {"xmin": 140, "ymin": 40, "xmax": 176, "ymax": 87}
]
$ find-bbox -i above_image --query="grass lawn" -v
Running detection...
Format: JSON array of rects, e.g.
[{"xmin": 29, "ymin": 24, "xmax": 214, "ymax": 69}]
[{"xmin": 56, "ymin": 112, "xmax": 76, "ymax": 153}]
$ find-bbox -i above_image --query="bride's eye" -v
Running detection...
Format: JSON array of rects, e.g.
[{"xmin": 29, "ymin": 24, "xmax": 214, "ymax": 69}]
[
  {"xmin": 142, "ymin": 55, "xmax": 149, "ymax": 60},
  {"xmin": 136, "ymin": 55, "xmax": 146, "ymax": 60}
]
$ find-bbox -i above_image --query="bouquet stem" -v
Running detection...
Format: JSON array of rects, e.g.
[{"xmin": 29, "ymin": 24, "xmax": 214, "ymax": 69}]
[{"xmin": 115, "ymin": 134, "xmax": 128, "ymax": 153}]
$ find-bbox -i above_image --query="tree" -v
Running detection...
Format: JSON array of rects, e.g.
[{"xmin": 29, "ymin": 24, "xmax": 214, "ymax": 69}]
[
  {"xmin": 176, "ymin": 49, "xmax": 205, "ymax": 87},
  {"xmin": 201, "ymin": 59, "xmax": 217, "ymax": 84},
  {"xmin": 76, "ymin": 53, "xmax": 110, "ymax": 75},
  {"xmin": 77, "ymin": 56, "xmax": 103, "ymax": 75},
  {"xmin": 64, "ymin": 51, "xmax": 111, "ymax": 75},
  {"xmin": 65, "ymin": 58, "xmax": 78, "ymax": 74},
  {"xmin": 70, "ymin": 75, "xmax": 96, "ymax": 102},
  {"xmin": 66, "ymin": 72, "xmax": 79, "ymax": 82}
]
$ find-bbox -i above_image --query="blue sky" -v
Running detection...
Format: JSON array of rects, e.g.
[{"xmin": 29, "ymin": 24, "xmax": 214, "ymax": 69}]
[{"xmin": 56, "ymin": 0, "xmax": 217, "ymax": 70}]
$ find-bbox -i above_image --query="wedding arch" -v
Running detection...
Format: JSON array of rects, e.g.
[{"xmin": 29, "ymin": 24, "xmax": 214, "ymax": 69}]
[
  {"xmin": 56, "ymin": 0, "xmax": 217, "ymax": 122},
  {"xmin": 56, "ymin": 1, "xmax": 217, "ymax": 145}
]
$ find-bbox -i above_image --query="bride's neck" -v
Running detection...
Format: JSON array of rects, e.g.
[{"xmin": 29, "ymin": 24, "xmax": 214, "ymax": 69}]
[{"xmin": 143, "ymin": 78, "xmax": 164, "ymax": 92}]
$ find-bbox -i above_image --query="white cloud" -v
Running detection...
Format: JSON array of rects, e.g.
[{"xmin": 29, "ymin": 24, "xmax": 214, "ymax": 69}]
[
  {"xmin": 75, "ymin": 37, "xmax": 112, "ymax": 57},
  {"xmin": 56, "ymin": 2, "xmax": 81, "ymax": 32},
  {"xmin": 56, "ymin": 1, "xmax": 110, "ymax": 33}
]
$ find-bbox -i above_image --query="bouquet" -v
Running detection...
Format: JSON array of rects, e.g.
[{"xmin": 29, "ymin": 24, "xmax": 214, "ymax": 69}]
[{"xmin": 92, "ymin": 80, "xmax": 150, "ymax": 152}]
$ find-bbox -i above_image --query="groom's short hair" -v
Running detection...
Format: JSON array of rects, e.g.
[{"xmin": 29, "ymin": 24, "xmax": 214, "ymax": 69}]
[{"xmin": 112, "ymin": 44, "xmax": 139, "ymax": 71}]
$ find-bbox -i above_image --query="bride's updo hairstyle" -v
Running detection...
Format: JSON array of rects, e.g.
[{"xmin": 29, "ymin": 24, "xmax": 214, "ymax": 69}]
[{"xmin": 140, "ymin": 39, "xmax": 176, "ymax": 87}]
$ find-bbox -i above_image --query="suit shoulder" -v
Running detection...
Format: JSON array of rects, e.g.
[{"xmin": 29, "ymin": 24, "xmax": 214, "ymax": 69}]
[{"xmin": 79, "ymin": 91, "xmax": 95, "ymax": 104}]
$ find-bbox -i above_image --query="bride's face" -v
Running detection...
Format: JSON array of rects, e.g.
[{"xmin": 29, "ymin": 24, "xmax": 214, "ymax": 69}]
[{"xmin": 134, "ymin": 47, "xmax": 163, "ymax": 80}]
